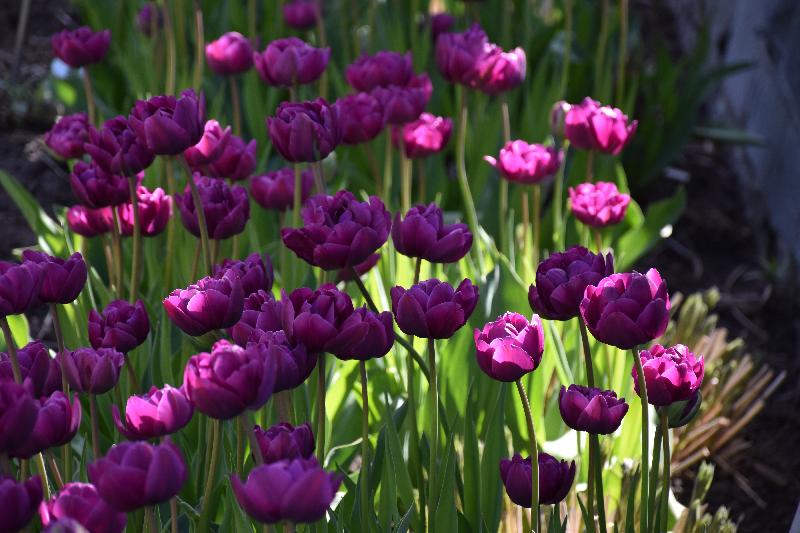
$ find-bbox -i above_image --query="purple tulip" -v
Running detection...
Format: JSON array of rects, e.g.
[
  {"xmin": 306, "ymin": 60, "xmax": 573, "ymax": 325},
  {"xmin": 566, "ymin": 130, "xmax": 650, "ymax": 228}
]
[
  {"xmin": 633, "ymin": 344, "xmax": 705, "ymax": 406},
  {"xmin": 429, "ymin": 13, "xmax": 455, "ymax": 41},
  {"xmin": 214, "ymin": 253, "xmax": 274, "ymax": 297},
  {"xmin": 136, "ymin": 3, "xmax": 162, "ymax": 36},
  {"xmin": 45, "ymin": 113, "xmax": 89, "ymax": 160},
  {"xmin": 0, "ymin": 475, "xmax": 42, "ymax": 533},
  {"xmin": 580, "ymin": 269, "xmax": 670, "ymax": 350},
  {"xmin": 568, "ymin": 182, "xmax": 631, "ymax": 228},
  {"xmin": 283, "ymin": 0, "xmax": 319, "ymax": 30},
  {"xmin": 475, "ymin": 45, "xmax": 526, "ymax": 95},
  {"xmin": 40, "ymin": 482, "xmax": 127, "ymax": 533},
  {"xmin": 43, "ymin": 517, "xmax": 89, "ymax": 532},
  {"xmin": 22, "ymin": 251, "xmax": 87, "ymax": 305},
  {"xmin": 528, "ymin": 246, "xmax": 614, "ymax": 321},
  {"xmin": 391, "ymin": 113, "xmax": 452, "ymax": 158},
  {"xmin": 254, "ymin": 38, "xmax": 330, "ymax": 88},
  {"xmin": 128, "ymin": 89, "xmax": 205, "ymax": 155},
  {"xmin": 474, "ymin": 312, "xmax": 544, "ymax": 382},
  {"xmin": 51, "ymin": 27, "xmax": 110, "ymax": 68},
  {"xmin": 327, "ymin": 307, "xmax": 395, "ymax": 361},
  {"xmin": 88, "ymin": 440, "xmax": 187, "ymax": 512},
  {"xmin": 163, "ymin": 270, "xmax": 244, "ymax": 336},
  {"xmin": 335, "ymin": 93, "xmax": 386, "ymax": 145},
  {"xmin": 174, "ymin": 175, "xmax": 250, "ymax": 239},
  {"xmin": 435, "ymin": 23, "xmax": 488, "ymax": 87},
  {"xmin": 112, "ymin": 385, "xmax": 193, "ymax": 440},
  {"xmin": 500, "ymin": 453, "xmax": 575, "ymax": 507},
  {"xmin": 346, "ymin": 51, "xmax": 413, "ymax": 92},
  {"xmin": 0, "ymin": 380, "xmax": 39, "ymax": 453},
  {"xmin": 550, "ymin": 100, "xmax": 571, "ymax": 139},
  {"xmin": 0, "ymin": 260, "xmax": 42, "ymax": 317},
  {"xmin": 391, "ymin": 278, "xmax": 479, "ymax": 339},
  {"xmin": 183, "ymin": 340, "xmax": 276, "ymax": 419},
  {"xmin": 251, "ymin": 167, "xmax": 314, "ymax": 212},
  {"xmin": 10, "ymin": 391, "xmax": 81, "ymax": 459},
  {"xmin": 564, "ymin": 97, "xmax": 638, "ymax": 155},
  {"xmin": 251, "ymin": 330, "xmax": 316, "ymax": 392},
  {"xmin": 88, "ymin": 299, "xmax": 150, "ymax": 354},
  {"xmin": 391, "ymin": 203, "xmax": 472, "ymax": 263},
  {"xmin": 206, "ymin": 32, "xmax": 253, "ymax": 75},
  {"xmin": 183, "ymin": 120, "xmax": 231, "ymax": 168},
  {"xmin": 371, "ymin": 74, "xmax": 432, "ymax": 125},
  {"xmin": 484, "ymin": 141, "xmax": 562, "ymax": 184},
  {"xmin": 253, "ymin": 422, "xmax": 315, "ymax": 463},
  {"xmin": 59, "ymin": 347, "xmax": 124, "ymax": 395},
  {"xmin": 336, "ymin": 253, "xmax": 380, "ymax": 283},
  {"xmin": 0, "ymin": 341, "xmax": 62, "ymax": 397},
  {"xmin": 558, "ymin": 385, "xmax": 629, "ymax": 434},
  {"xmin": 267, "ymin": 98, "xmax": 340, "ymax": 162},
  {"xmin": 207, "ymin": 134, "xmax": 257, "ymax": 181},
  {"xmin": 231, "ymin": 458, "xmax": 342, "ymax": 524},
  {"xmin": 282, "ymin": 190, "xmax": 390, "ymax": 270},
  {"xmin": 118, "ymin": 186, "xmax": 172, "ymax": 237},
  {"xmin": 84, "ymin": 116, "xmax": 155, "ymax": 176},
  {"xmin": 229, "ymin": 291, "xmax": 285, "ymax": 345},
  {"xmin": 283, "ymin": 284, "xmax": 355, "ymax": 353},
  {"xmin": 70, "ymin": 161, "xmax": 132, "ymax": 208},
  {"xmin": 66, "ymin": 206, "xmax": 113, "ymax": 237}
]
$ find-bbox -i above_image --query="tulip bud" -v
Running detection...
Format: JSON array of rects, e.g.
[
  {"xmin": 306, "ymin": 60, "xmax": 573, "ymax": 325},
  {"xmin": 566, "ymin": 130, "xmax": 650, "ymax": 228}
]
[
  {"xmin": 40, "ymin": 482, "xmax": 127, "ymax": 533},
  {"xmin": 254, "ymin": 38, "xmax": 330, "ymax": 88},
  {"xmin": 484, "ymin": 141, "xmax": 562, "ymax": 184},
  {"xmin": 345, "ymin": 51, "xmax": 413, "ymax": 92},
  {"xmin": 251, "ymin": 167, "xmax": 314, "ymax": 212},
  {"xmin": 667, "ymin": 390, "xmax": 702, "ymax": 428},
  {"xmin": 88, "ymin": 440, "xmax": 187, "ymax": 512},
  {"xmin": 391, "ymin": 278, "xmax": 479, "ymax": 339},
  {"xmin": 267, "ymin": 98, "xmax": 340, "ymax": 163},
  {"xmin": 253, "ymin": 422, "xmax": 315, "ymax": 463},
  {"xmin": 500, "ymin": 453, "xmax": 575, "ymax": 507},
  {"xmin": 327, "ymin": 307, "xmax": 395, "ymax": 361},
  {"xmin": 128, "ymin": 89, "xmax": 205, "ymax": 155},
  {"xmin": 84, "ymin": 116, "xmax": 155, "ymax": 176},
  {"xmin": 392, "ymin": 203, "xmax": 472, "ymax": 263},
  {"xmin": 0, "ymin": 380, "xmax": 39, "ymax": 453},
  {"xmin": 0, "ymin": 341, "xmax": 62, "ymax": 397},
  {"xmin": 283, "ymin": 284, "xmax": 355, "ymax": 353},
  {"xmin": 10, "ymin": 391, "xmax": 81, "ymax": 459},
  {"xmin": 22, "ymin": 251, "xmax": 87, "ymax": 305},
  {"xmin": 0, "ymin": 475, "xmax": 42, "ymax": 533},
  {"xmin": 163, "ymin": 270, "xmax": 244, "ymax": 336},
  {"xmin": 474, "ymin": 312, "xmax": 544, "ymax": 382},
  {"xmin": 0, "ymin": 260, "xmax": 42, "ymax": 317},
  {"xmin": 118, "ymin": 186, "xmax": 172, "ymax": 238},
  {"xmin": 564, "ymin": 97, "xmax": 638, "ymax": 155},
  {"xmin": 474, "ymin": 45, "xmax": 526, "ymax": 95},
  {"xmin": 88, "ymin": 299, "xmax": 150, "ymax": 354},
  {"xmin": 206, "ymin": 32, "xmax": 253, "ymax": 76},
  {"xmin": 568, "ymin": 182, "xmax": 631, "ymax": 228},
  {"xmin": 251, "ymin": 330, "xmax": 316, "ymax": 392},
  {"xmin": 183, "ymin": 120, "xmax": 231, "ymax": 168},
  {"xmin": 59, "ymin": 347, "xmax": 125, "ymax": 395},
  {"xmin": 136, "ymin": 3, "xmax": 162, "ymax": 36},
  {"xmin": 558, "ymin": 385, "xmax": 628, "ymax": 435},
  {"xmin": 435, "ymin": 23, "xmax": 488, "ymax": 87},
  {"xmin": 335, "ymin": 93, "xmax": 386, "ymax": 145},
  {"xmin": 207, "ymin": 134, "xmax": 257, "ymax": 181},
  {"xmin": 112, "ymin": 385, "xmax": 193, "ymax": 440},
  {"xmin": 45, "ymin": 113, "xmax": 89, "ymax": 160},
  {"xmin": 391, "ymin": 113, "xmax": 452, "ymax": 158},
  {"xmin": 429, "ymin": 13, "xmax": 455, "ymax": 41},
  {"xmin": 213, "ymin": 252, "xmax": 274, "ymax": 297},
  {"xmin": 371, "ymin": 74, "xmax": 431, "ymax": 125},
  {"xmin": 283, "ymin": 0, "xmax": 320, "ymax": 30},
  {"xmin": 51, "ymin": 27, "xmax": 110, "ymax": 68},
  {"xmin": 633, "ymin": 344, "xmax": 704, "ymax": 407},
  {"xmin": 66, "ymin": 206, "xmax": 113, "ymax": 238},
  {"xmin": 230, "ymin": 291, "xmax": 286, "ymax": 346},
  {"xmin": 174, "ymin": 175, "xmax": 250, "ymax": 239},
  {"xmin": 70, "ymin": 161, "xmax": 132, "ymax": 208},
  {"xmin": 549, "ymin": 100, "xmax": 571, "ymax": 139}
]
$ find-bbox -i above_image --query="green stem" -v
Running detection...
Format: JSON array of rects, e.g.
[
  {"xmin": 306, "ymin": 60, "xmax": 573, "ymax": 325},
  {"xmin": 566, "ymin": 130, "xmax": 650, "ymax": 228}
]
[
  {"xmin": 111, "ymin": 209, "xmax": 124, "ymax": 299},
  {"xmin": 521, "ymin": 187, "xmax": 529, "ymax": 264},
  {"xmin": 289, "ymin": 164, "xmax": 303, "ymax": 288},
  {"xmin": 245, "ymin": 412, "xmax": 264, "ymax": 465},
  {"xmin": 578, "ymin": 320, "xmax": 595, "ymax": 388},
  {"xmin": 82, "ymin": 68, "xmax": 96, "ymax": 126},
  {"xmin": 616, "ymin": 0, "xmax": 629, "ymax": 105},
  {"xmin": 660, "ymin": 412, "xmax": 671, "ymax": 529},
  {"xmin": 312, "ymin": 161, "xmax": 326, "ymax": 194},
  {"xmin": 145, "ymin": 505, "xmax": 160, "ymax": 533},
  {"xmin": 499, "ymin": 98, "xmax": 511, "ymax": 255},
  {"xmin": 455, "ymin": 87, "xmax": 483, "ymax": 272},
  {"xmin": 128, "ymin": 177, "xmax": 142, "ymax": 302},
  {"xmin": 631, "ymin": 348, "xmax": 650, "ymax": 533},
  {"xmin": 171, "ymin": 497, "xmax": 179, "ymax": 533},
  {"xmin": 586, "ymin": 149, "xmax": 594, "ymax": 182},
  {"xmin": 198, "ymin": 419, "xmax": 221, "ymax": 533},
  {"xmin": 192, "ymin": 2, "xmax": 204, "ymax": 92},
  {"xmin": 316, "ymin": 354, "xmax": 326, "ymax": 466},
  {"xmin": 648, "ymin": 413, "xmax": 663, "ymax": 530},
  {"xmin": 180, "ymin": 157, "xmax": 212, "ymax": 275},
  {"xmin": 532, "ymin": 184, "xmax": 541, "ymax": 270},
  {"xmin": 359, "ymin": 360, "xmax": 371, "ymax": 530},
  {"xmin": 592, "ymin": 434, "xmax": 608, "ymax": 533},
  {"xmin": 587, "ymin": 434, "xmax": 597, "ymax": 533},
  {"xmin": 162, "ymin": 0, "xmax": 177, "ymax": 94},
  {"xmin": 400, "ymin": 151, "xmax": 412, "ymax": 214},
  {"xmin": 0, "ymin": 316, "xmax": 21, "ymax": 382},
  {"xmin": 383, "ymin": 132, "xmax": 392, "ymax": 201},
  {"xmin": 515, "ymin": 379, "xmax": 539, "ymax": 533},
  {"xmin": 33, "ymin": 452, "xmax": 51, "ymax": 501},
  {"xmin": 552, "ymin": 144, "xmax": 570, "ymax": 250},
  {"xmin": 594, "ymin": 229, "xmax": 603, "ymax": 253},
  {"xmin": 51, "ymin": 304, "xmax": 72, "ymax": 481},
  {"xmin": 413, "ymin": 257, "xmax": 422, "ymax": 285},
  {"xmin": 163, "ymin": 158, "xmax": 177, "ymax": 285},
  {"xmin": 89, "ymin": 394, "xmax": 100, "ymax": 459},
  {"xmin": 236, "ymin": 414, "xmax": 244, "ymax": 472},
  {"xmin": 426, "ymin": 338, "xmax": 439, "ymax": 528},
  {"xmin": 230, "ymin": 76, "xmax": 242, "ymax": 137}
]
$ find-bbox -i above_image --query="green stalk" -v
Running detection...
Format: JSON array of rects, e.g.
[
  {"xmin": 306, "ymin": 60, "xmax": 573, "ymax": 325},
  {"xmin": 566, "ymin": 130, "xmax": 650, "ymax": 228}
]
[
  {"xmin": 33, "ymin": 452, "xmax": 51, "ymax": 501},
  {"xmin": 245, "ymin": 412, "xmax": 264, "ymax": 465},
  {"xmin": 383, "ymin": 132, "xmax": 393, "ymax": 201},
  {"xmin": 499, "ymin": 97, "xmax": 511, "ymax": 255},
  {"xmin": 407, "ymin": 258, "xmax": 426, "ymax": 527},
  {"xmin": 198, "ymin": 419, "xmax": 221, "ymax": 533},
  {"xmin": 163, "ymin": 158, "xmax": 177, "ymax": 284},
  {"xmin": 647, "ymin": 413, "xmax": 663, "ymax": 530},
  {"xmin": 145, "ymin": 505, "xmax": 160, "ymax": 533},
  {"xmin": 161, "ymin": 0, "xmax": 177, "ymax": 94},
  {"xmin": 179, "ymin": 157, "xmax": 213, "ymax": 275},
  {"xmin": 594, "ymin": 0, "xmax": 610, "ymax": 96},
  {"xmin": 400, "ymin": 151, "xmax": 412, "ymax": 214},
  {"xmin": 50, "ymin": 304, "xmax": 72, "ymax": 481},
  {"xmin": 586, "ymin": 150, "xmax": 595, "ymax": 182},
  {"xmin": 592, "ymin": 434, "xmax": 608, "ymax": 533},
  {"xmin": 579, "ymin": 319, "xmax": 597, "ymax": 532},
  {"xmin": 89, "ymin": 394, "xmax": 100, "ymax": 459},
  {"xmin": 587, "ymin": 434, "xmax": 597, "ymax": 533},
  {"xmin": 426, "ymin": 338, "xmax": 439, "ymax": 528},
  {"xmin": 236, "ymin": 414, "xmax": 244, "ymax": 472},
  {"xmin": 230, "ymin": 76, "xmax": 242, "ymax": 137},
  {"xmin": 532, "ymin": 184, "xmax": 541, "ymax": 270},
  {"xmin": 289, "ymin": 164, "xmax": 303, "ymax": 288},
  {"xmin": 515, "ymin": 379, "xmax": 539, "ymax": 533},
  {"xmin": 0, "ymin": 316, "xmax": 21, "ymax": 383},
  {"xmin": 631, "ymin": 348, "xmax": 650, "ymax": 533},
  {"xmin": 552, "ymin": 144, "xmax": 570, "ymax": 251},
  {"xmin": 110, "ymin": 209, "xmax": 124, "ymax": 299},
  {"xmin": 660, "ymin": 412, "xmax": 671, "ymax": 529},
  {"xmin": 171, "ymin": 497, "xmax": 179, "ymax": 533},
  {"xmin": 316, "ymin": 355, "xmax": 327, "ymax": 466},
  {"xmin": 359, "ymin": 360, "xmax": 371, "ymax": 531},
  {"xmin": 192, "ymin": 2, "xmax": 204, "ymax": 92},
  {"xmin": 578, "ymin": 320, "xmax": 595, "ymax": 387},
  {"xmin": 81, "ymin": 68, "xmax": 97, "ymax": 126},
  {"xmin": 616, "ymin": 0, "xmax": 629, "ymax": 104},
  {"xmin": 127, "ymin": 177, "xmax": 142, "ymax": 302},
  {"xmin": 455, "ymin": 86, "xmax": 483, "ymax": 272}
]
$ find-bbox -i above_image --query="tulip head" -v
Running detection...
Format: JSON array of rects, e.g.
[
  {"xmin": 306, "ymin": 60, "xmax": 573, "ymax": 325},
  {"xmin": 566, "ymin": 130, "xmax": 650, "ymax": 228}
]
[
  {"xmin": 335, "ymin": 93, "xmax": 386, "ymax": 145},
  {"xmin": 214, "ymin": 252, "xmax": 274, "ymax": 297},
  {"xmin": 88, "ymin": 299, "xmax": 150, "ymax": 354},
  {"xmin": 391, "ymin": 203, "xmax": 472, "ymax": 263},
  {"xmin": 51, "ymin": 27, "xmax": 110, "ymax": 68},
  {"xmin": 633, "ymin": 344, "xmax": 704, "ymax": 407},
  {"xmin": 70, "ymin": 161, "xmax": 131, "ymax": 208},
  {"xmin": 484, "ymin": 140, "xmax": 562, "ymax": 184},
  {"xmin": 346, "ymin": 51, "xmax": 413, "ymax": 92},
  {"xmin": 175, "ymin": 175, "xmax": 250, "ymax": 239},
  {"xmin": 0, "ymin": 260, "xmax": 42, "ymax": 318},
  {"xmin": 564, "ymin": 97, "xmax": 638, "ymax": 155},
  {"xmin": 59, "ymin": 347, "xmax": 124, "ymax": 395},
  {"xmin": 251, "ymin": 167, "xmax": 314, "ymax": 212},
  {"xmin": 22, "ymin": 251, "xmax": 87, "ymax": 305},
  {"xmin": 474, "ymin": 312, "xmax": 544, "ymax": 382},
  {"xmin": 568, "ymin": 181, "xmax": 631, "ymax": 228},
  {"xmin": 392, "ymin": 113, "xmax": 452, "ymax": 158},
  {"xmin": 326, "ymin": 307, "xmax": 395, "ymax": 361},
  {"xmin": 391, "ymin": 278, "xmax": 479, "ymax": 339},
  {"xmin": 163, "ymin": 270, "xmax": 244, "ymax": 336},
  {"xmin": 39, "ymin": 482, "xmax": 127, "ymax": 533},
  {"xmin": 0, "ymin": 341, "xmax": 62, "ymax": 397},
  {"xmin": 254, "ymin": 38, "xmax": 330, "ymax": 88},
  {"xmin": 205, "ymin": 32, "xmax": 254, "ymax": 75},
  {"xmin": 475, "ymin": 45, "xmax": 526, "ymax": 95},
  {"xmin": 283, "ymin": 0, "xmax": 320, "ymax": 30},
  {"xmin": 45, "ymin": 113, "xmax": 89, "ymax": 160},
  {"xmin": 267, "ymin": 98, "xmax": 340, "ymax": 162},
  {"xmin": 253, "ymin": 422, "xmax": 315, "ymax": 463},
  {"xmin": 0, "ymin": 380, "xmax": 39, "ymax": 453},
  {"xmin": 118, "ymin": 186, "xmax": 172, "ymax": 238},
  {"xmin": 558, "ymin": 385, "xmax": 629, "ymax": 434},
  {"xmin": 66, "ymin": 206, "xmax": 113, "ymax": 237},
  {"xmin": 0, "ymin": 475, "xmax": 42, "ymax": 533},
  {"xmin": 10, "ymin": 391, "xmax": 81, "ymax": 459},
  {"xmin": 283, "ymin": 284, "xmax": 355, "ymax": 353},
  {"xmin": 500, "ymin": 453, "xmax": 575, "ymax": 507},
  {"xmin": 84, "ymin": 116, "xmax": 155, "ymax": 176},
  {"xmin": 112, "ymin": 385, "xmax": 193, "ymax": 440},
  {"xmin": 129, "ymin": 89, "xmax": 206, "ymax": 155},
  {"xmin": 435, "ymin": 23, "xmax": 488, "ymax": 86}
]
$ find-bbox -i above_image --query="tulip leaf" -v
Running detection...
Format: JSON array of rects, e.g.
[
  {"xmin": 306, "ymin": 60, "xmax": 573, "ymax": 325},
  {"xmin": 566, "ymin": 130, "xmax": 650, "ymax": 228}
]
[
  {"xmin": 462, "ymin": 381, "xmax": 481, "ymax": 530},
  {"xmin": 480, "ymin": 383, "xmax": 508, "ymax": 533},
  {"xmin": 0, "ymin": 314, "xmax": 30, "ymax": 351},
  {"xmin": 0, "ymin": 170, "xmax": 65, "ymax": 256}
]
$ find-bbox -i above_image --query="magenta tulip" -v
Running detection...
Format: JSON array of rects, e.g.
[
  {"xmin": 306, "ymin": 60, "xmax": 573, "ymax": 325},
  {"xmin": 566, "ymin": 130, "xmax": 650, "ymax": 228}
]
[
  {"xmin": 112, "ymin": 385, "xmax": 193, "ymax": 440},
  {"xmin": 474, "ymin": 312, "xmax": 544, "ymax": 382}
]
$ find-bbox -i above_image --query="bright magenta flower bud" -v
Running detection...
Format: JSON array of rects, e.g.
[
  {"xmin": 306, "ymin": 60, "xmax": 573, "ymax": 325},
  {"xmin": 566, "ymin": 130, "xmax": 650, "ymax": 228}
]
[
  {"xmin": 206, "ymin": 32, "xmax": 253, "ymax": 75},
  {"xmin": 66, "ymin": 206, "xmax": 113, "ymax": 237},
  {"xmin": 112, "ymin": 385, "xmax": 193, "ymax": 440},
  {"xmin": 474, "ymin": 312, "xmax": 543, "ymax": 382},
  {"xmin": 392, "ymin": 113, "xmax": 452, "ymax": 158},
  {"xmin": 163, "ymin": 270, "xmax": 244, "ymax": 336},
  {"xmin": 475, "ymin": 45, "xmax": 526, "ymax": 95},
  {"xmin": 568, "ymin": 181, "xmax": 631, "ymax": 228},
  {"xmin": 254, "ymin": 38, "xmax": 330, "ymax": 88},
  {"xmin": 40, "ymin": 482, "xmax": 127, "ymax": 533},
  {"xmin": 633, "ymin": 344, "xmax": 704, "ymax": 406},
  {"xmin": 558, "ymin": 385, "xmax": 628, "ymax": 434},
  {"xmin": 391, "ymin": 278, "xmax": 479, "ymax": 339},
  {"xmin": 251, "ymin": 167, "xmax": 314, "ymax": 212},
  {"xmin": 45, "ymin": 113, "xmax": 89, "ymax": 160},
  {"xmin": 118, "ymin": 186, "xmax": 172, "ymax": 238},
  {"xmin": 183, "ymin": 119, "xmax": 231, "ymax": 168},
  {"xmin": 484, "ymin": 141, "xmax": 562, "ymax": 184},
  {"xmin": 51, "ymin": 27, "xmax": 110, "ymax": 68},
  {"xmin": 564, "ymin": 97, "xmax": 638, "ymax": 155}
]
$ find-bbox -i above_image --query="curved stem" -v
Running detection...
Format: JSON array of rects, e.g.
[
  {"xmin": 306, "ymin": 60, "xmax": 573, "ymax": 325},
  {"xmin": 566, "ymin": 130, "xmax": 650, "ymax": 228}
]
[
  {"xmin": 244, "ymin": 412, "xmax": 264, "ymax": 465},
  {"xmin": 180, "ymin": 158, "xmax": 212, "ymax": 275},
  {"xmin": 499, "ymin": 97, "xmax": 511, "ymax": 254},
  {"xmin": 198, "ymin": 419, "xmax": 221, "ymax": 533},
  {"xmin": 455, "ymin": 87, "xmax": 482, "ymax": 271},
  {"xmin": 578, "ymin": 319, "xmax": 595, "ymax": 388},
  {"xmin": 128, "ymin": 177, "xmax": 142, "ymax": 302},
  {"xmin": 426, "ymin": 338, "xmax": 439, "ymax": 528},
  {"xmin": 359, "ymin": 360, "xmax": 371, "ymax": 530},
  {"xmin": 515, "ymin": 379, "xmax": 539, "ymax": 533},
  {"xmin": 631, "ymin": 348, "xmax": 650, "ymax": 533},
  {"xmin": 81, "ymin": 68, "xmax": 96, "ymax": 126},
  {"xmin": 552, "ymin": 144, "xmax": 570, "ymax": 251},
  {"xmin": 316, "ymin": 354, "xmax": 327, "ymax": 466},
  {"xmin": 0, "ymin": 316, "xmax": 21, "ymax": 383},
  {"xmin": 349, "ymin": 266, "xmax": 378, "ymax": 312},
  {"xmin": 594, "ymin": 229, "xmax": 603, "ymax": 253},
  {"xmin": 89, "ymin": 394, "xmax": 100, "ymax": 459},
  {"xmin": 46, "ymin": 451, "xmax": 64, "ymax": 489},
  {"xmin": 229, "ymin": 76, "xmax": 242, "ymax": 137},
  {"xmin": 34, "ymin": 452, "xmax": 51, "ymax": 501}
]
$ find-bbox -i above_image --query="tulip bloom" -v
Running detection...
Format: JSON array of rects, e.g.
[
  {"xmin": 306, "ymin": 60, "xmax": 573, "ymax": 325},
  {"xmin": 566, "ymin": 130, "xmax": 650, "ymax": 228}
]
[
  {"xmin": 580, "ymin": 269, "xmax": 670, "ymax": 350},
  {"xmin": 163, "ymin": 270, "xmax": 244, "ymax": 336},
  {"xmin": 254, "ymin": 38, "xmax": 330, "ymax": 87},
  {"xmin": 281, "ymin": 190, "xmax": 390, "ymax": 270},
  {"xmin": 118, "ymin": 186, "xmax": 172, "ymax": 237},
  {"xmin": 392, "ymin": 113, "xmax": 452, "ymax": 158},
  {"xmin": 22, "ymin": 251, "xmax": 87, "ymax": 305},
  {"xmin": 136, "ymin": 3, "xmax": 161, "ymax": 36},
  {"xmin": 84, "ymin": 116, "xmax": 155, "ymax": 176},
  {"xmin": 230, "ymin": 291, "xmax": 285, "ymax": 345},
  {"xmin": 267, "ymin": 98, "xmax": 340, "ymax": 162},
  {"xmin": 335, "ymin": 93, "xmax": 386, "ymax": 145},
  {"xmin": 474, "ymin": 312, "xmax": 544, "ymax": 382},
  {"xmin": 40, "ymin": 482, "xmax": 127, "ymax": 533},
  {"xmin": 283, "ymin": 284, "xmax": 356, "ymax": 353},
  {"xmin": 45, "ymin": 113, "xmax": 89, "ymax": 160},
  {"xmin": 435, "ymin": 23, "xmax": 488, "ymax": 87},
  {"xmin": 327, "ymin": 307, "xmax": 395, "ymax": 361},
  {"xmin": 251, "ymin": 167, "xmax": 314, "ymax": 212},
  {"xmin": 485, "ymin": 141, "xmax": 562, "ymax": 184},
  {"xmin": 175, "ymin": 175, "xmax": 250, "ymax": 239},
  {"xmin": 0, "ymin": 341, "xmax": 62, "ymax": 397},
  {"xmin": 10, "ymin": 391, "xmax": 81, "ymax": 459},
  {"xmin": 475, "ymin": 45, "xmax": 526, "ymax": 95},
  {"xmin": 207, "ymin": 134, "xmax": 257, "ymax": 181},
  {"xmin": 206, "ymin": 32, "xmax": 253, "ymax": 75},
  {"xmin": 88, "ymin": 440, "xmax": 187, "ymax": 512},
  {"xmin": 0, "ymin": 260, "xmax": 41, "ymax": 317},
  {"xmin": 231, "ymin": 458, "xmax": 342, "ymax": 524},
  {"xmin": 183, "ymin": 340, "xmax": 276, "ymax": 419},
  {"xmin": 346, "ymin": 51, "xmax": 413, "ymax": 92},
  {"xmin": 183, "ymin": 120, "xmax": 231, "ymax": 168},
  {"xmin": 391, "ymin": 278, "xmax": 479, "ymax": 339},
  {"xmin": 112, "ymin": 385, "xmax": 193, "ymax": 440},
  {"xmin": 429, "ymin": 13, "xmax": 455, "ymax": 41},
  {"xmin": 66, "ymin": 206, "xmax": 113, "ymax": 237},
  {"xmin": 371, "ymin": 74, "xmax": 432, "ymax": 125},
  {"xmin": 0, "ymin": 475, "xmax": 42, "ymax": 533},
  {"xmin": 70, "ymin": 161, "xmax": 132, "ymax": 208},
  {"xmin": 391, "ymin": 203, "xmax": 472, "ymax": 263},
  {"xmin": 51, "ymin": 27, "xmax": 110, "ymax": 68},
  {"xmin": 59, "ymin": 348, "xmax": 125, "ymax": 395},
  {"xmin": 558, "ymin": 385, "xmax": 628, "ymax": 434},
  {"xmin": 528, "ymin": 246, "xmax": 614, "ymax": 321},
  {"xmin": 283, "ymin": 0, "xmax": 319, "ymax": 30},
  {"xmin": 253, "ymin": 422, "xmax": 315, "ymax": 463},
  {"xmin": 0, "ymin": 380, "xmax": 39, "ymax": 453},
  {"xmin": 568, "ymin": 181, "xmax": 631, "ymax": 228},
  {"xmin": 251, "ymin": 330, "xmax": 316, "ymax": 392},
  {"xmin": 500, "ymin": 453, "xmax": 575, "ymax": 507},
  {"xmin": 633, "ymin": 344, "xmax": 704, "ymax": 406},
  {"xmin": 88, "ymin": 299, "xmax": 150, "ymax": 354},
  {"xmin": 564, "ymin": 97, "xmax": 638, "ymax": 155},
  {"xmin": 213, "ymin": 253, "xmax": 274, "ymax": 297},
  {"xmin": 128, "ymin": 89, "xmax": 205, "ymax": 155}
]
